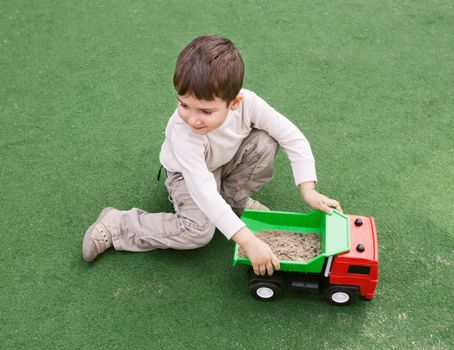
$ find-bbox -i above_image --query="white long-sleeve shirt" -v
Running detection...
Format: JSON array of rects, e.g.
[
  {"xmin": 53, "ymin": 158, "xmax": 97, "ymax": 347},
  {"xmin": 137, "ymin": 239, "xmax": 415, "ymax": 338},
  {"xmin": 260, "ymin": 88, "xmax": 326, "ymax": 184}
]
[{"xmin": 159, "ymin": 89, "xmax": 317, "ymax": 239}]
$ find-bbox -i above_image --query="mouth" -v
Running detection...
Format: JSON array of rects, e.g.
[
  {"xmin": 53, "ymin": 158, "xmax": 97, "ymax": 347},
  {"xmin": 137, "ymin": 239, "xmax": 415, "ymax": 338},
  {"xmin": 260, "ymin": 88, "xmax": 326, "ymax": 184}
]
[{"xmin": 192, "ymin": 125, "xmax": 206, "ymax": 131}]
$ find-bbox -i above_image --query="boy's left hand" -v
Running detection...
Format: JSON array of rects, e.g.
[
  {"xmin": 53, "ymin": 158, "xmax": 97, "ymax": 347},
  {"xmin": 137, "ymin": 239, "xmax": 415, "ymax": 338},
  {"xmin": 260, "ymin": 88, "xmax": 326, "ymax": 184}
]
[{"xmin": 299, "ymin": 181, "xmax": 342, "ymax": 214}]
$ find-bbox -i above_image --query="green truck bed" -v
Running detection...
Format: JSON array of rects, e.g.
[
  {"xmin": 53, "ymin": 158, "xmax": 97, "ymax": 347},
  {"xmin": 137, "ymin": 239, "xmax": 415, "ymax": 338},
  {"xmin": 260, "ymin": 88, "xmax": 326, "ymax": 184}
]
[{"xmin": 232, "ymin": 209, "xmax": 350, "ymax": 273}]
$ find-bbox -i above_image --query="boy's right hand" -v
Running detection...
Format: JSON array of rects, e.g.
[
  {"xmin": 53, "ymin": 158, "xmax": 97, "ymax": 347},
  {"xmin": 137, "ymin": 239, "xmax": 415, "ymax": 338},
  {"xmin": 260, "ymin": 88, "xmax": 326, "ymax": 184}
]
[{"xmin": 232, "ymin": 226, "xmax": 280, "ymax": 276}]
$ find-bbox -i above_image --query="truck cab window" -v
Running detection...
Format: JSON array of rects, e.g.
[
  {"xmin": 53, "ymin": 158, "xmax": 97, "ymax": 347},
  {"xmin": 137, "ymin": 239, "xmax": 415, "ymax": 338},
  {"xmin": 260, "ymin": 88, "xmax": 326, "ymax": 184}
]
[{"xmin": 348, "ymin": 265, "xmax": 371, "ymax": 275}]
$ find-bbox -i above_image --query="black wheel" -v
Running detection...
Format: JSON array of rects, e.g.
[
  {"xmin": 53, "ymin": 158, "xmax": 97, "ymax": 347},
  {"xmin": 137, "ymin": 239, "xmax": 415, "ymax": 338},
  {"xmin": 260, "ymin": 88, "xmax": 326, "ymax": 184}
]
[
  {"xmin": 324, "ymin": 285, "xmax": 359, "ymax": 306},
  {"xmin": 249, "ymin": 281, "xmax": 282, "ymax": 301}
]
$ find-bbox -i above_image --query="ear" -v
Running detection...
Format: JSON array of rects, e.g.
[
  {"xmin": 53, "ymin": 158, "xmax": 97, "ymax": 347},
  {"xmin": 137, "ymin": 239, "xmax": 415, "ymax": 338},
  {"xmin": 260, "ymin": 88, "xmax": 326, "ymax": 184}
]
[{"xmin": 228, "ymin": 95, "xmax": 243, "ymax": 111}]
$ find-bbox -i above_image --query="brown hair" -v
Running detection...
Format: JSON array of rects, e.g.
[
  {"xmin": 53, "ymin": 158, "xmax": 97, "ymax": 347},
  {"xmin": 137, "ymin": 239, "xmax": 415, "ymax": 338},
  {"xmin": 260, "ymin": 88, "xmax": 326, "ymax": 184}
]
[{"xmin": 173, "ymin": 35, "xmax": 244, "ymax": 105}]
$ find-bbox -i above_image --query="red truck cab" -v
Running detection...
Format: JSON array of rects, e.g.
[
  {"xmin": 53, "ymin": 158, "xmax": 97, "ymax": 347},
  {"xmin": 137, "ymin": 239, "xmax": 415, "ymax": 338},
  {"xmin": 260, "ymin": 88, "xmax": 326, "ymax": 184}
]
[{"xmin": 329, "ymin": 215, "xmax": 379, "ymax": 300}]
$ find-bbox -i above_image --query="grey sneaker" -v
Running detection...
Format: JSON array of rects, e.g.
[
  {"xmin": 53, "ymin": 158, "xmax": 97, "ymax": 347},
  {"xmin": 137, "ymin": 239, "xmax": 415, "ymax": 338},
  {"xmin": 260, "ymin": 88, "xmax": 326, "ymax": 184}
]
[
  {"xmin": 233, "ymin": 198, "xmax": 270, "ymax": 217},
  {"xmin": 245, "ymin": 198, "xmax": 270, "ymax": 211},
  {"xmin": 82, "ymin": 208, "xmax": 116, "ymax": 262}
]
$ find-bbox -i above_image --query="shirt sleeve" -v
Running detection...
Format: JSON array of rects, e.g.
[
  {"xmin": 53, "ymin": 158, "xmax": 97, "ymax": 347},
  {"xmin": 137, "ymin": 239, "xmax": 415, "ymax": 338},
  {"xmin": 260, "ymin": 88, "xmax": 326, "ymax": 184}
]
[
  {"xmin": 246, "ymin": 91, "xmax": 317, "ymax": 186},
  {"xmin": 168, "ymin": 120, "xmax": 245, "ymax": 240}
]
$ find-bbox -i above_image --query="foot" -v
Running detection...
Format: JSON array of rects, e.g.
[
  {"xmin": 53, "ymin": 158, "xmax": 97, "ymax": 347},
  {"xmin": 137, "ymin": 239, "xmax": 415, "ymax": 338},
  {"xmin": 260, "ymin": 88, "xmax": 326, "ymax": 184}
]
[
  {"xmin": 245, "ymin": 198, "xmax": 270, "ymax": 211},
  {"xmin": 232, "ymin": 198, "xmax": 270, "ymax": 217},
  {"xmin": 82, "ymin": 208, "xmax": 116, "ymax": 262}
]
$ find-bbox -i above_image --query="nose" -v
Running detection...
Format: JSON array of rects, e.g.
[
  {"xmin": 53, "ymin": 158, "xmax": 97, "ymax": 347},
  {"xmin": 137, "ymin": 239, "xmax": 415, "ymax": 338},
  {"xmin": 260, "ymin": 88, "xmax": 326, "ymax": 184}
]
[{"xmin": 187, "ymin": 113, "xmax": 201, "ymax": 127}]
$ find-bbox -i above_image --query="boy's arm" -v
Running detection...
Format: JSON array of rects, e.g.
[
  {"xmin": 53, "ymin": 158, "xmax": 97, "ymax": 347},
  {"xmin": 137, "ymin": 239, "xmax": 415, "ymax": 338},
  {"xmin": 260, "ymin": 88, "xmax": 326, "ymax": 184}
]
[
  {"xmin": 243, "ymin": 91, "xmax": 342, "ymax": 214},
  {"xmin": 231, "ymin": 226, "xmax": 280, "ymax": 276},
  {"xmin": 163, "ymin": 115, "xmax": 246, "ymax": 240},
  {"xmin": 299, "ymin": 181, "xmax": 342, "ymax": 214},
  {"xmin": 245, "ymin": 90, "xmax": 317, "ymax": 186}
]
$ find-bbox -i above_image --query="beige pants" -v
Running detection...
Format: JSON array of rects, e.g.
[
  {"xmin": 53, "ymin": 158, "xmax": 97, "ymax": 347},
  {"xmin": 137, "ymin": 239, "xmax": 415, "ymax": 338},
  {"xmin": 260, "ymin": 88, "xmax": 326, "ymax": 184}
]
[{"xmin": 110, "ymin": 129, "xmax": 278, "ymax": 251}]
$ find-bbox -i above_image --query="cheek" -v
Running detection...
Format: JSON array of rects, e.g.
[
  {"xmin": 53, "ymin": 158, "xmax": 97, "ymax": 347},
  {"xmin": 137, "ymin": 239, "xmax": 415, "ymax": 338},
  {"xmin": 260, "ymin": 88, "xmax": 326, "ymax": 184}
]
[
  {"xmin": 210, "ymin": 112, "xmax": 228, "ymax": 128},
  {"xmin": 177, "ymin": 106, "xmax": 188, "ymax": 120}
]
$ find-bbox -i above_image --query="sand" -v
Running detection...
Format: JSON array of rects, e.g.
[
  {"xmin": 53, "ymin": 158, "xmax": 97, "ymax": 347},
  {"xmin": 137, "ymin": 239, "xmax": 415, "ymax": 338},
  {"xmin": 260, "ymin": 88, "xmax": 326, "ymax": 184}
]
[{"xmin": 238, "ymin": 230, "xmax": 321, "ymax": 262}]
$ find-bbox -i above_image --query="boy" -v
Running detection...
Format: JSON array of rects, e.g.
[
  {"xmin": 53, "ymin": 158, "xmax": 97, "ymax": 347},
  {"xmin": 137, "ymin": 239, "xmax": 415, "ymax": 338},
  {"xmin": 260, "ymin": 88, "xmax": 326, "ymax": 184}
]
[{"xmin": 82, "ymin": 35, "xmax": 341, "ymax": 276}]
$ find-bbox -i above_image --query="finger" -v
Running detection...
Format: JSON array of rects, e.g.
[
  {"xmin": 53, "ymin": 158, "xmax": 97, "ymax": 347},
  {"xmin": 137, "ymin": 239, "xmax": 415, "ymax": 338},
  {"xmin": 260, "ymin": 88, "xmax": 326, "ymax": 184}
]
[
  {"xmin": 324, "ymin": 198, "xmax": 340, "ymax": 209},
  {"xmin": 259, "ymin": 264, "xmax": 266, "ymax": 276},
  {"xmin": 327, "ymin": 199, "xmax": 342, "ymax": 213},
  {"xmin": 271, "ymin": 254, "xmax": 281, "ymax": 271},
  {"xmin": 266, "ymin": 261, "xmax": 274, "ymax": 276},
  {"xmin": 319, "ymin": 203, "xmax": 333, "ymax": 214},
  {"xmin": 253, "ymin": 265, "xmax": 260, "ymax": 276}
]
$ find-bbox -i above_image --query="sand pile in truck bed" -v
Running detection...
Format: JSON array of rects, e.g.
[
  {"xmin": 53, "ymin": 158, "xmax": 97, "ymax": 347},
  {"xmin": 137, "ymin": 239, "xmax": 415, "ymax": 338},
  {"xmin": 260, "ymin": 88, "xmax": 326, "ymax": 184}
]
[{"xmin": 239, "ymin": 230, "xmax": 321, "ymax": 262}]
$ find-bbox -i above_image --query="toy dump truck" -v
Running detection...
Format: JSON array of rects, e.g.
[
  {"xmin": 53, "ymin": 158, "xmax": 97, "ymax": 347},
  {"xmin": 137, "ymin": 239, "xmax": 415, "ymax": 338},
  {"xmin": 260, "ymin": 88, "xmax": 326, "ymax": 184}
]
[{"xmin": 233, "ymin": 210, "xmax": 378, "ymax": 305}]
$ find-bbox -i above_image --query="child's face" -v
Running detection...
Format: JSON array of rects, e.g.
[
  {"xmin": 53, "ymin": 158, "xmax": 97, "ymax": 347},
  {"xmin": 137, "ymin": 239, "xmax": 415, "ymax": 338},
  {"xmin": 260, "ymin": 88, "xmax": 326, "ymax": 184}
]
[{"xmin": 177, "ymin": 94, "xmax": 239, "ymax": 135}]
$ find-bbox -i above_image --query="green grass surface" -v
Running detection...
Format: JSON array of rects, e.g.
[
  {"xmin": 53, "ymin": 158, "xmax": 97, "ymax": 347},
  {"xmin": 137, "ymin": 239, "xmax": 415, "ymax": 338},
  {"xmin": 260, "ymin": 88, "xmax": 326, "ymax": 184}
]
[{"xmin": 1, "ymin": 0, "xmax": 453, "ymax": 349}]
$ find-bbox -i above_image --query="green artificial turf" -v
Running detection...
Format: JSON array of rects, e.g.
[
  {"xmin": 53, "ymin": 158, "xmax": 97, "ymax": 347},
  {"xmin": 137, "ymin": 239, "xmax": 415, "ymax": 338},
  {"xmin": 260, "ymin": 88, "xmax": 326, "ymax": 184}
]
[{"xmin": 1, "ymin": 0, "xmax": 453, "ymax": 349}]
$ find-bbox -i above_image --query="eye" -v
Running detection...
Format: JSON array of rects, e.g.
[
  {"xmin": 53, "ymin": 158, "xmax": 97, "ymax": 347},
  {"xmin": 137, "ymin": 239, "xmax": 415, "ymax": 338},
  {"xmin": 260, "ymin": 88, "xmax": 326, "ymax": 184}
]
[
  {"xmin": 180, "ymin": 103, "xmax": 188, "ymax": 109},
  {"xmin": 201, "ymin": 110, "xmax": 212, "ymax": 115}
]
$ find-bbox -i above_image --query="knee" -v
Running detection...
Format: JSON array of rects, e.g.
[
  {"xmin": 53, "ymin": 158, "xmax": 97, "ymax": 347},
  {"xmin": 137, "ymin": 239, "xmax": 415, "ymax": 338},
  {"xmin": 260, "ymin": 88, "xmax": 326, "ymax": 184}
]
[
  {"xmin": 252, "ymin": 130, "xmax": 279, "ymax": 156},
  {"xmin": 179, "ymin": 217, "xmax": 215, "ymax": 248},
  {"xmin": 263, "ymin": 137, "xmax": 279, "ymax": 157}
]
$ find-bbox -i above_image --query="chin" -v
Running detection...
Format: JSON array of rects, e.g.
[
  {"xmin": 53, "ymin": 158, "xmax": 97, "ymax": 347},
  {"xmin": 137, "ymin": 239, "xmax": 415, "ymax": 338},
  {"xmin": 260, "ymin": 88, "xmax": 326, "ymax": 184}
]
[{"xmin": 192, "ymin": 127, "xmax": 209, "ymax": 135}]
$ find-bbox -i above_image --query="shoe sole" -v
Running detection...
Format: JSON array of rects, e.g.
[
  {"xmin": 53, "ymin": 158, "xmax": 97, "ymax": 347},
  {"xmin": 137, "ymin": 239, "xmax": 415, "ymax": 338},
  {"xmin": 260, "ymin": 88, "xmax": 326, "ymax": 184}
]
[
  {"xmin": 82, "ymin": 207, "xmax": 115, "ymax": 262},
  {"xmin": 246, "ymin": 199, "xmax": 270, "ymax": 211}
]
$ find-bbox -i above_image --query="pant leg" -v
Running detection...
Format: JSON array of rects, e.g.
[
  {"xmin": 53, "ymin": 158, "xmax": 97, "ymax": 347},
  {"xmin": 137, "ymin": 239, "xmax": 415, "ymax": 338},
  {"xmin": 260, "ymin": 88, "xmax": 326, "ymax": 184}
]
[
  {"xmin": 110, "ymin": 171, "xmax": 216, "ymax": 252},
  {"xmin": 220, "ymin": 128, "xmax": 279, "ymax": 208}
]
